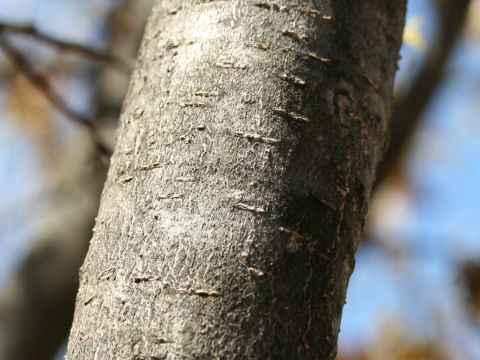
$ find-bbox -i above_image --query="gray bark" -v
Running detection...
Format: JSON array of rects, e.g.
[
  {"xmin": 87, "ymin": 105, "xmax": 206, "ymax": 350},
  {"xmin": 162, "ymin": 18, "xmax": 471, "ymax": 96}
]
[{"xmin": 66, "ymin": 1, "xmax": 405, "ymax": 359}]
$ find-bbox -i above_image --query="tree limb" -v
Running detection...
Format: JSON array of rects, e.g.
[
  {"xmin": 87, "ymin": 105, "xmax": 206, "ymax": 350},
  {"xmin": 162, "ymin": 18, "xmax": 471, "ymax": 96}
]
[
  {"xmin": 65, "ymin": 1, "xmax": 406, "ymax": 358},
  {"xmin": 0, "ymin": 33, "xmax": 111, "ymax": 156},
  {"xmin": 0, "ymin": 137, "xmax": 106, "ymax": 360},
  {"xmin": 0, "ymin": 23, "xmax": 133, "ymax": 73},
  {"xmin": 375, "ymin": 0, "xmax": 471, "ymax": 186}
]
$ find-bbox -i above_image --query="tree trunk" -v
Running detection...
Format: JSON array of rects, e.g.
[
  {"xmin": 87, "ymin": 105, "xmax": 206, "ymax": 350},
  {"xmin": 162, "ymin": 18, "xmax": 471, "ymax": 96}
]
[{"xmin": 66, "ymin": 1, "xmax": 405, "ymax": 359}]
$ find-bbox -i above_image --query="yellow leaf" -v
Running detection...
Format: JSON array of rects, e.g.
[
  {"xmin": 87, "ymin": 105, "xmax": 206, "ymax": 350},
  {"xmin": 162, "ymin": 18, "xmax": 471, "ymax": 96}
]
[{"xmin": 403, "ymin": 16, "xmax": 427, "ymax": 52}]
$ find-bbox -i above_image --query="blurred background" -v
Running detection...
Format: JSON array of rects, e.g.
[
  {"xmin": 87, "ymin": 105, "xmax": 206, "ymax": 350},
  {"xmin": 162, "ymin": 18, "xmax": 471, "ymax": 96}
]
[{"xmin": 0, "ymin": 0, "xmax": 478, "ymax": 359}]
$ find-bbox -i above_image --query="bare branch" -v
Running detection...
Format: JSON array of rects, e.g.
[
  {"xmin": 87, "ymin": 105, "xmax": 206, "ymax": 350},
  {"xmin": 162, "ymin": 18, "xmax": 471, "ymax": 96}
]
[
  {"xmin": 0, "ymin": 23, "xmax": 133, "ymax": 73},
  {"xmin": 375, "ymin": 0, "xmax": 471, "ymax": 187},
  {"xmin": 0, "ymin": 139, "xmax": 106, "ymax": 360},
  {"xmin": 0, "ymin": 33, "xmax": 111, "ymax": 156}
]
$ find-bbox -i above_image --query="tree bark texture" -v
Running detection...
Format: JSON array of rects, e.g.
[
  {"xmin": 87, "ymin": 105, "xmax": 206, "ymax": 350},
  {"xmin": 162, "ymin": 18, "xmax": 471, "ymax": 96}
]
[{"xmin": 67, "ymin": 1, "xmax": 405, "ymax": 359}]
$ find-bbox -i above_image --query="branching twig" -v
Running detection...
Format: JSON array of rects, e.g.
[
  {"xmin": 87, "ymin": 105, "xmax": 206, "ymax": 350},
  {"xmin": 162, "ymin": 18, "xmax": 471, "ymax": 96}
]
[
  {"xmin": 0, "ymin": 23, "xmax": 133, "ymax": 73},
  {"xmin": 0, "ymin": 34, "xmax": 111, "ymax": 156},
  {"xmin": 375, "ymin": 0, "xmax": 471, "ymax": 187}
]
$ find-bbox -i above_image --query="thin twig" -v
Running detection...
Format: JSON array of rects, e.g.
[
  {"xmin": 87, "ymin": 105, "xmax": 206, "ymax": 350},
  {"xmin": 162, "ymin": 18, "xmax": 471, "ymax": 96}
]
[
  {"xmin": 0, "ymin": 23, "xmax": 133, "ymax": 73},
  {"xmin": 0, "ymin": 34, "xmax": 111, "ymax": 156}
]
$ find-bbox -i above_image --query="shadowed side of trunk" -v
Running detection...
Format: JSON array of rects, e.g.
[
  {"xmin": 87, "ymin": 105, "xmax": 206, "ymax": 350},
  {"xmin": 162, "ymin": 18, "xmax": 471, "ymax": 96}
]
[{"xmin": 67, "ymin": 1, "xmax": 405, "ymax": 359}]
